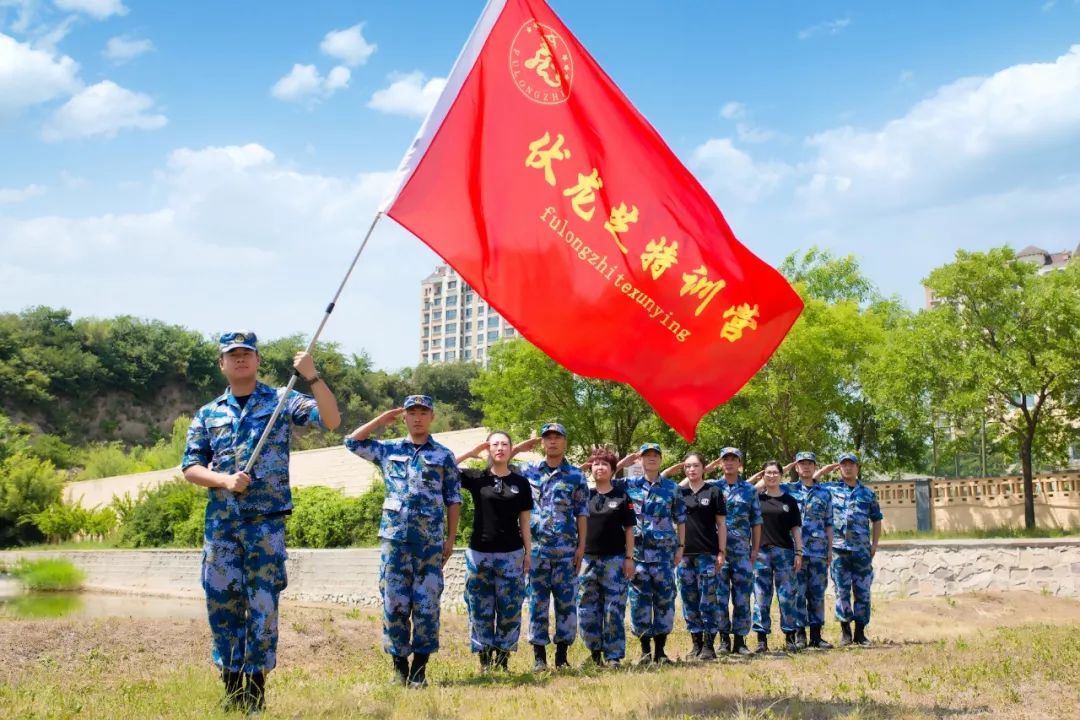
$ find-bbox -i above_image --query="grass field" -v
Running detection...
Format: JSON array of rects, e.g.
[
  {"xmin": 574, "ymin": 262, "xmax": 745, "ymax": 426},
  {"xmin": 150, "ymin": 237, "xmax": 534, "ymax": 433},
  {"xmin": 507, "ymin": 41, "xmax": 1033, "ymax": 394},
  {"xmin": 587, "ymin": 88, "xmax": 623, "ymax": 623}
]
[{"xmin": 1, "ymin": 591, "xmax": 1076, "ymax": 719}]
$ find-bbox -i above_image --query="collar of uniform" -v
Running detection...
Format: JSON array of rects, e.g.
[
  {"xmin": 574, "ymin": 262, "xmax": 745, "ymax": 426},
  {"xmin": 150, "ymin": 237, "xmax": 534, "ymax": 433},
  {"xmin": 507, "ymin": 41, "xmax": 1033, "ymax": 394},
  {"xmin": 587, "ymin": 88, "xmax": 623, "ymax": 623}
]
[
  {"xmin": 406, "ymin": 436, "xmax": 435, "ymax": 451},
  {"xmin": 539, "ymin": 458, "xmax": 573, "ymax": 476},
  {"xmin": 214, "ymin": 381, "xmax": 275, "ymax": 407}
]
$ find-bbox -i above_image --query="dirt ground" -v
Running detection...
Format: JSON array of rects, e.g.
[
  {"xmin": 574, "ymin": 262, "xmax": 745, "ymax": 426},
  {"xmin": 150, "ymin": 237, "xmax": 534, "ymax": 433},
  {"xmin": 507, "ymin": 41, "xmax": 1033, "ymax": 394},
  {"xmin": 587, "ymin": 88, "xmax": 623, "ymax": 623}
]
[{"xmin": 1, "ymin": 591, "xmax": 1077, "ymax": 719}]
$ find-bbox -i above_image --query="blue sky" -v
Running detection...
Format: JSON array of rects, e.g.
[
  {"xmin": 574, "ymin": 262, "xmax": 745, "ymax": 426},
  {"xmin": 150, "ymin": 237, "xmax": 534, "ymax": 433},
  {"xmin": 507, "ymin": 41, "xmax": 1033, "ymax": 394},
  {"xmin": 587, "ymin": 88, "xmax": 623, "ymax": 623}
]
[{"xmin": 2, "ymin": 0, "xmax": 1078, "ymax": 369}]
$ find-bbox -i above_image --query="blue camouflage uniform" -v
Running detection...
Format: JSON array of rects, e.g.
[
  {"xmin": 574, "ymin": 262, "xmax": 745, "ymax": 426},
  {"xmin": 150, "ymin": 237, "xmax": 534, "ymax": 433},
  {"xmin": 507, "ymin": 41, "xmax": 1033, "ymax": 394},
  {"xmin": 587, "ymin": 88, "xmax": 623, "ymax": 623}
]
[
  {"xmin": 715, "ymin": 477, "xmax": 762, "ymax": 638},
  {"xmin": 620, "ymin": 475, "xmax": 686, "ymax": 638},
  {"xmin": 460, "ymin": 468, "xmax": 532, "ymax": 654},
  {"xmin": 577, "ymin": 486, "xmax": 636, "ymax": 661},
  {"xmin": 521, "ymin": 459, "xmax": 589, "ymax": 646},
  {"xmin": 752, "ymin": 492, "xmax": 802, "ymax": 635},
  {"xmin": 822, "ymin": 479, "xmax": 882, "ymax": 626},
  {"xmin": 782, "ymin": 480, "xmax": 832, "ymax": 630},
  {"xmin": 183, "ymin": 371, "xmax": 323, "ymax": 674},
  {"xmin": 346, "ymin": 431, "xmax": 461, "ymax": 657},
  {"xmin": 677, "ymin": 483, "xmax": 725, "ymax": 635}
]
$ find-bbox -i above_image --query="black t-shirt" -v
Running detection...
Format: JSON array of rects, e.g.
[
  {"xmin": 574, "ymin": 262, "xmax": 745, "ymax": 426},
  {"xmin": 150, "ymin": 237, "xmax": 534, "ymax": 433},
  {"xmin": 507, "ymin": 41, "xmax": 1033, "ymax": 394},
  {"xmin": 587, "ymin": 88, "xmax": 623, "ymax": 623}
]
[
  {"xmin": 759, "ymin": 492, "xmax": 802, "ymax": 550},
  {"xmin": 585, "ymin": 486, "xmax": 637, "ymax": 556},
  {"xmin": 235, "ymin": 394, "xmax": 252, "ymax": 411},
  {"xmin": 681, "ymin": 483, "xmax": 726, "ymax": 555},
  {"xmin": 461, "ymin": 468, "xmax": 533, "ymax": 553}
]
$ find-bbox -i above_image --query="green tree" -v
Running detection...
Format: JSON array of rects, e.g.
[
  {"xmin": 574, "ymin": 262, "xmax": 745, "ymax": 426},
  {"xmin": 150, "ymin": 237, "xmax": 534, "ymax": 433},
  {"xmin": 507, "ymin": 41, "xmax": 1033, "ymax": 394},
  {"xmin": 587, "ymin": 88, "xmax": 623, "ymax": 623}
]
[
  {"xmin": 0, "ymin": 453, "xmax": 64, "ymax": 546},
  {"xmin": 472, "ymin": 339, "xmax": 652, "ymax": 458},
  {"xmin": 910, "ymin": 249, "xmax": 1079, "ymax": 527}
]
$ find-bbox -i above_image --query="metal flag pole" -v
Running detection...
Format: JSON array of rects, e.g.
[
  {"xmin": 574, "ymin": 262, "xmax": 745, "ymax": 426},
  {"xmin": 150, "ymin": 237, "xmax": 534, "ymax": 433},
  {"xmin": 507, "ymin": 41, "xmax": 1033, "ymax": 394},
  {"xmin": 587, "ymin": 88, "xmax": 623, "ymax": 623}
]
[{"xmin": 243, "ymin": 210, "xmax": 384, "ymax": 474}]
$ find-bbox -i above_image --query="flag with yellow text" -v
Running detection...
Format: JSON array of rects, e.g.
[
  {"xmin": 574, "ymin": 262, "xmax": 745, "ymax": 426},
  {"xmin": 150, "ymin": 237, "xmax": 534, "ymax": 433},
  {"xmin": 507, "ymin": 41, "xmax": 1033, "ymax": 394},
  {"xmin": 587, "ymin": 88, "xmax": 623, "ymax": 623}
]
[{"xmin": 381, "ymin": 0, "xmax": 803, "ymax": 440}]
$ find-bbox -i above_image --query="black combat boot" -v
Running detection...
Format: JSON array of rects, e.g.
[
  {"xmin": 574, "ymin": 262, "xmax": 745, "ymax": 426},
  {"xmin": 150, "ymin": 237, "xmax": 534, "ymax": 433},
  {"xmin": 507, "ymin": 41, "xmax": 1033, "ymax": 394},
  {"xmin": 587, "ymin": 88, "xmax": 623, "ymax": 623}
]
[
  {"xmin": 698, "ymin": 633, "xmax": 717, "ymax": 661},
  {"xmin": 554, "ymin": 642, "xmax": 571, "ymax": 669},
  {"xmin": 853, "ymin": 622, "xmax": 871, "ymax": 646},
  {"xmin": 391, "ymin": 655, "xmax": 410, "ymax": 685},
  {"xmin": 840, "ymin": 621, "xmax": 853, "ymax": 647},
  {"xmin": 755, "ymin": 631, "xmax": 769, "ymax": 653},
  {"xmin": 221, "ymin": 669, "xmax": 244, "ymax": 711},
  {"xmin": 589, "ymin": 648, "xmax": 605, "ymax": 667},
  {"xmin": 796, "ymin": 627, "xmax": 808, "ymax": 649},
  {"xmin": 732, "ymin": 635, "xmax": 751, "ymax": 656},
  {"xmin": 688, "ymin": 632, "xmax": 703, "ymax": 660},
  {"xmin": 243, "ymin": 671, "xmax": 265, "ymax": 713},
  {"xmin": 531, "ymin": 643, "xmax": 548, "ymax": 672},
  {"xmin": 784, "ymin": 632, "xmax": 799, "ymax": 652},
  {"xmin": 493, "ymin": 649, "xmax": 510, "ymax": 671},
  {"xmin": 408, "ymin": 653, "xmax": 429, "ymax": 688},
  {"xmin": 653, "ymin": 633, "xmax": 672, "ymax": 664},
  {"xmin": 719, "ymin": 632, "xmax": 731, "ymax": 655},
  {"xmin": 637, "ymin": 636, "xmax": 653, "ymax": 665},
  {"xmin": 809, "ymin": 625, "xmax": 833, "ymax": 649},
  {"xmin": 479, "ymin": 648, "xmax": 492, "ymax": 671}
]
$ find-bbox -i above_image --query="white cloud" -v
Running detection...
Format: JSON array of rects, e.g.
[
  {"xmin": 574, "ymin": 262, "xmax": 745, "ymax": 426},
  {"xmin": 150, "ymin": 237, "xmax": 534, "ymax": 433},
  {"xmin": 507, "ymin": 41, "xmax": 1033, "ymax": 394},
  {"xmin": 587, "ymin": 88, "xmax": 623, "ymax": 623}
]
[
  {"xmin": 271, "ymin": 63, "xmax": 350, "ymax": 103},
  {"xmin": 0, "ymin": 142, "xmax": 438, "ymax": 369},
  {"xmin": 718, "ymin": 101, "xmax": 781, "ymax": 144},
  {"xmin": 53, "ymin": 0, "xmax": 126, "ymax": 19},
  {"xmin": 42, "ymin": 80, "xmax": 166, "ymax": 141},
  {"xmin": 690, "ymin": 137, "xmax": 790, "ymax": 204},
  {"xmin": 320, "ymin": 23, "xmax": 375, "ymax": 67},
  {"xmin": 0, "ymin": 183, "xmax": 45, "ymax": 203},
  {"xmin": 367, "ymin": 71, "xmax": 446, "ymax": 118},
  {"xmin": 103, "ymin": 35, "xmax": 152, "ymax": 64},
  {"xmin": 798, "ymin": 18, "xmax": 850, "ymax": 40},
  {"xmin": 686, "ymin": 46, "xmax": 1080, "ymax": 312},
  {"xmin": 720, "ymin": 101, "xmax": 745, "ymax": 120},
  {"xmin": 799, "ymin": 44, "xmax": 1080, "ymax": 214},
  {"xmin": 0, "ymin": 31, "xmax": 79, "ymax": 116}
]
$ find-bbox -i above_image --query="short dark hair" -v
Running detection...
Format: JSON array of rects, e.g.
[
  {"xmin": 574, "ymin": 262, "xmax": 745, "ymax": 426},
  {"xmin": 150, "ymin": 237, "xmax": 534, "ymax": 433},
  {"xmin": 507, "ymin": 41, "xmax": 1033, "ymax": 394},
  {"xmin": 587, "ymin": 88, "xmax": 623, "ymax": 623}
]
[
  {"xmin": 761, "ymin": 460, "xmax": 784, "ymax": 474},
  {"xmin": 588, "ymin": 447, "xmax": 618, "ymax": 473}
]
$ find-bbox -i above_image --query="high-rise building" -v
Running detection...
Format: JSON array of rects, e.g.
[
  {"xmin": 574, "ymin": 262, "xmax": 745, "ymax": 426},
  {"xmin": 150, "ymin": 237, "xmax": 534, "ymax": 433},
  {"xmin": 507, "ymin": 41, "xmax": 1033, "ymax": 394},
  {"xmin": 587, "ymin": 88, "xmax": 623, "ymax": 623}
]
[{"xmin": 419, "ymin": 264, "xmax": 519, "ymax": 365}]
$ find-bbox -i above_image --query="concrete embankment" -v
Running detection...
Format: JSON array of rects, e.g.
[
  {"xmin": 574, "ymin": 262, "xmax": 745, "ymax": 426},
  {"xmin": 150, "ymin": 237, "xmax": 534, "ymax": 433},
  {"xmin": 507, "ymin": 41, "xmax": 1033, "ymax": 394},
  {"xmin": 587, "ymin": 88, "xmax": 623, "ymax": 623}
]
[{"xmin": 2, "ymin": 538, "xmax": 1077, "ymax": 607}]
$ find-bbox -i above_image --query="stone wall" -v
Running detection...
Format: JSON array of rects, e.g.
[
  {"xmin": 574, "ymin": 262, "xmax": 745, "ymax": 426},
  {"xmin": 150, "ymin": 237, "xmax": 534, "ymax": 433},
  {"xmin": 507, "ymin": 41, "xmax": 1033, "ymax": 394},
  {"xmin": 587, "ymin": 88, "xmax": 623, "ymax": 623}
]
[{"xmin": 3, "ymin": 539, "xmax": 1077, "ymax": 605}]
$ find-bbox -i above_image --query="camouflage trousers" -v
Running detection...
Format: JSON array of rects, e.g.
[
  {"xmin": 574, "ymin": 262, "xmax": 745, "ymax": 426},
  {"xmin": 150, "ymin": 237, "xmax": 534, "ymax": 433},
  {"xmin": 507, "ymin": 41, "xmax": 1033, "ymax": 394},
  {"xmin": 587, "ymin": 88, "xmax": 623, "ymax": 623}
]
[
  {"xmin": 577, "ymin": 555, "xmax": 629, "ymax": 660},
  {"xmin": 831, "ymin": 548, "xmax": 874, "ymax": 625},
  {"xmin": 794, "ymin": 555, "xmax": 829, "ymax": 628},
  {"xmin": 678, "ymin": 554, "xmax": 721, "ymax": 633},
  {"xmin": 718, "ymin": 552, "xmax": 754, "ymax": 636},
  {"xmin": 629, "ymin": 560, "xmax": 676, "ymax": 638},
  {"xmin": 380, "ymin": 540, "xmax": 444, "ymax": 656},
  {"xmin": 202, "ymin": 516, "xmax": 288, "ymax": 673},
  {"xmin": 528, "ymin": 555, "xmax": 578, "ymax": 645},
  {"xmin": 752, "ymin": 546, "xmax": 799, "ymax": 634},
  {"xmin": 464, "ymin": 548, "xmax": 526, "ymax": 653}
]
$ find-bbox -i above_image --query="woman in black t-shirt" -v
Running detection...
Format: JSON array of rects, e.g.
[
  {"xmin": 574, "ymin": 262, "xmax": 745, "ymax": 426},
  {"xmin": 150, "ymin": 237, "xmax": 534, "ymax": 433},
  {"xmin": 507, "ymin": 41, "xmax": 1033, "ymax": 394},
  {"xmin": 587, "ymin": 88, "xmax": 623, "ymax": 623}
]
[
  {"xmin": 751, "ymin": 460, "xmax": 803, "ymax": 654},
  {"xmin": 677, "ymin": 452, "xmax": 727, "ymax": 661},
  {"xmin": 455, "ymin": 431, "xmax": 533, "ymax": 672},
  {"xmin": 576, "ymin": 447, "xmax": 636, "ymax": 666}
]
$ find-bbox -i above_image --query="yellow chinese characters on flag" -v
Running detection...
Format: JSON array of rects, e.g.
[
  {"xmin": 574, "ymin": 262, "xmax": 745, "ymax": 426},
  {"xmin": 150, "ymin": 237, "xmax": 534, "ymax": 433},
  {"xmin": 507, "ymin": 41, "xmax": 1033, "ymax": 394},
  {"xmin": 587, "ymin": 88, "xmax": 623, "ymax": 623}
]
[{"xmin": 382, "ymin": 0, "xmax": 803, "ymax": 440}]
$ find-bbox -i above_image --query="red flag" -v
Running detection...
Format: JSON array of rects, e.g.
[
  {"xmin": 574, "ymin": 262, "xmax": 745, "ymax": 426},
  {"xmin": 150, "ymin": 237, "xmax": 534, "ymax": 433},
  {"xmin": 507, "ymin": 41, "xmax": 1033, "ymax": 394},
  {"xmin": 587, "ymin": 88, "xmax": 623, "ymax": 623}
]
[{"xmin": 381, "ymin": 0, "xmax": 803, "ymax": 441}]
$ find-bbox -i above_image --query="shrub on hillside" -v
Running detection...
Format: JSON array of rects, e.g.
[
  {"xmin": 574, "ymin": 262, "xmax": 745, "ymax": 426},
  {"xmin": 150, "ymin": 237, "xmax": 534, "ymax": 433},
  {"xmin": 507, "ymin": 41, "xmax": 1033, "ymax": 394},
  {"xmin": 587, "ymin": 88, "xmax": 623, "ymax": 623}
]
[
  {"xmin": 0, "ymin": 453, "xmax": 64, "ymax": 547},
  {"xmin": 286, "ymin": 486, "xmax": 366, "ymax": 548},
  {"xmin": 118, "ymin": 479, "xmax": 205, "ymax": 547}
]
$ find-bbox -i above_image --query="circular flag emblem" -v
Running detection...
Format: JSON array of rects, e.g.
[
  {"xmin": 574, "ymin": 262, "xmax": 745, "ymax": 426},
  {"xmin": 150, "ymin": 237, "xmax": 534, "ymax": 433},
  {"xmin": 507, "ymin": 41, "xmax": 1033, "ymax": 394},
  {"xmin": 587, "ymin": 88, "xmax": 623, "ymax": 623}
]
[{"xmin": 509, "ymin": 21, "xmax": 573, "ymax": 105}]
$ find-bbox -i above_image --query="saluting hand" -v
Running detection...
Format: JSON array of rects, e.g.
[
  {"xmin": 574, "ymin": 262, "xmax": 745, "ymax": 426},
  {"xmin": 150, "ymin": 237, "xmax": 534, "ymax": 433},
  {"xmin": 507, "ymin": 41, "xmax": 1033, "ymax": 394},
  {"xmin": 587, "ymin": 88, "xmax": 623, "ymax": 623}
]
[
  {"xmin": 222, "ymin": 471, "xmax": 250, "ymax": 493},
  {"xmin": 378, "ymin": 408, "xmax": 406, "ymax": 427},
  {"xmin": 516, "ymin": 436, "xmax": 542, "ymax": 452}
]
